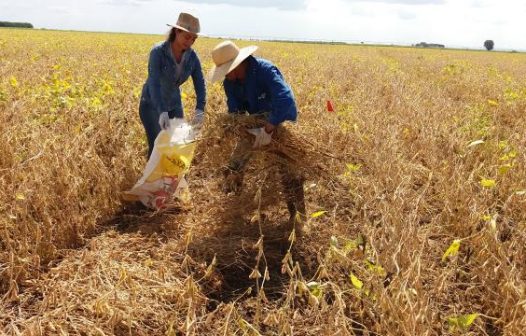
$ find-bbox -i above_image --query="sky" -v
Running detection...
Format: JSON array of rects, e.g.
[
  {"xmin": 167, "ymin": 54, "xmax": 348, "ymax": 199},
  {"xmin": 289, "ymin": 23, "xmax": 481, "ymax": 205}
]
[{"xmin": 1, "ymin": 0, "xmax": 525, "ymax": 50}]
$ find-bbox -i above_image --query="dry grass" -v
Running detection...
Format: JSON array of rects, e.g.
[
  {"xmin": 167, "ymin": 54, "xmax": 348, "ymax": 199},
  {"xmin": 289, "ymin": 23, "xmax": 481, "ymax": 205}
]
[{"xmin": 1, "ymin": 28, "xmax": 526, "ymax": 335}]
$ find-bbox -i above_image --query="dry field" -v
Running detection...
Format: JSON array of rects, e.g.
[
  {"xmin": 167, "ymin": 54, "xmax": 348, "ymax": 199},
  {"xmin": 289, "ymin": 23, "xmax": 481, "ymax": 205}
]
[{"xmin": 1, "ymin": 28, "xmax": 525, "ymax": 335}]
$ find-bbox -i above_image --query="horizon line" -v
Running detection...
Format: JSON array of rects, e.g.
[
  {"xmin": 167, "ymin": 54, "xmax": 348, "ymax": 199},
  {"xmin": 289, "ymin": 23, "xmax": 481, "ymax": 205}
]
[{"xmin": 3, "ymin": 26, "xmax": 524, "ymax": 52}]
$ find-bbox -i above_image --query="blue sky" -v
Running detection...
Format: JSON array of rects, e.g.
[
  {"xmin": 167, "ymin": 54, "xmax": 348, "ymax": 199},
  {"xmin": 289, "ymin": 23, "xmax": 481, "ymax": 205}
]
[{"xmin": 2, "ymin": 0, "xmax": 525, "ymax": 50}]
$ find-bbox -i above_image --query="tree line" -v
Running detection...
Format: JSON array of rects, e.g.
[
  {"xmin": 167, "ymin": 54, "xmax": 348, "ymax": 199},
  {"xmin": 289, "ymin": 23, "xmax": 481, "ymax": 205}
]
[{"xmin": 0, "ymin": 21, "xmax": 34, "ymax": 28}]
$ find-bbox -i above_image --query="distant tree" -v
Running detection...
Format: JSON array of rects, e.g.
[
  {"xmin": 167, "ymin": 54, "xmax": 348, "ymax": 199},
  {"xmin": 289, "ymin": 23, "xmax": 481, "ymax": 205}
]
[
  {"xmin": 484, "ymin": 40, "xmax": 494, "ymax": 51},
  {"xmin": 0, "ymin": 21, "xmax": 33, "ymax": 28}
]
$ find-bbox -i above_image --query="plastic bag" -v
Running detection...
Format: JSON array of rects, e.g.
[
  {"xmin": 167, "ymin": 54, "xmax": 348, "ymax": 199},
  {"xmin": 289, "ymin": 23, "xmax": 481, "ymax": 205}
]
[{"xmin": 123, "ymin": 118, "xmax": 198, "ymax": 209}]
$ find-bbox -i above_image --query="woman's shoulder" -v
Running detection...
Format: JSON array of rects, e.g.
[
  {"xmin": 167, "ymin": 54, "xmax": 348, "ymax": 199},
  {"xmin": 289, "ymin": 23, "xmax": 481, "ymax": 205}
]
[
  {"xmin": 151, "ymin": 40, "xmax": 168, "ymax": 53},
  {"xmin": 184, "ymin": 48, "xmax": 203, "ymax": 66}
]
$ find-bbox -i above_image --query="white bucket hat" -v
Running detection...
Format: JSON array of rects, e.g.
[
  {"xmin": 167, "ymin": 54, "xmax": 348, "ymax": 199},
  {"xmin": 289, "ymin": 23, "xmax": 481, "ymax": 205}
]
[
  {"xmin": 167, "ymin": 12, "xmax": 200, "ymax": 35},
  {"xmin": 209, "ymin": 41, "xmax": 258, "ymax": 83}
]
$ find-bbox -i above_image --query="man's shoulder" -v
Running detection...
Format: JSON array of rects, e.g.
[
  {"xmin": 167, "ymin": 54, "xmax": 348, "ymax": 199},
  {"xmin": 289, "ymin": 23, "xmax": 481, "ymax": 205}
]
[
  {"xmin": 251, "ymin": 57, "xmax": 283, "ymax": 80},
  {"xmin": 252, "ymin": 56, "xmax": 275, "ymax": 69}
]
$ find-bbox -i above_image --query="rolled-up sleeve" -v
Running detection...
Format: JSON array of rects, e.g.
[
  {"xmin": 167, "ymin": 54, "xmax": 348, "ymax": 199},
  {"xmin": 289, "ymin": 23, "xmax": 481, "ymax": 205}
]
[
  {"xmin": 223, "ymin": 80, "xmax": 240, "ymax": 113},
  {"xmin": 146, "ymin": 47, "xmax": 165, "ymax": 114},
  {"xmin": 261, "ymin": 65, "xmax": 297, "ymax": 125}
]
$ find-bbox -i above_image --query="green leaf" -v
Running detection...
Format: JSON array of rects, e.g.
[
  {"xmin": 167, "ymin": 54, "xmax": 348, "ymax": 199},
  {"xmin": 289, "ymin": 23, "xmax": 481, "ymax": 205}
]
[
  {"xmin": 307, "ymin": 281, "xmax": 322, "ymax": 298},
  {"xmin": 342, "ymin": 234, "xmax": 366, "ymax": 254},
  {"xmin": 311, "ymin": 210, "xmax": 327, "ymax": 219},
  {"xmin": 447, "ymin": 313, "xmax": 479, "ymax": 331},
  {"xmin": 442, "ymin": 239, "xmax": 461, "ymax": 262},
  {"xmin": 356, "ymin": 234, "xmax": 365, "ymax": 247},
  {"xmin": 487, "ymin": 99, "xmax": 498, "ymax": 106},
  {"xmin": 342, "ymin": 239, "xmax": 358, "ymax": 253},
  {"xmin": 480, "ymin": 178, "xmax": 496, "ymax": 188},
  {"xmin": 349, "ymin": 273, "xmax": 363, "ymax": 289},
  {"xmin": 364, "ymin": 260, "xmax": 387, "ymax": 277},
  {"xmin": 498, "ymin": 164, "xmax": 513, "ymax": 175},
  {"xmin": 9, "ymin": 76, "xmax": 18, "ymax": 87},
  {"xmin": 499, "ymin": 150, "xmax": 517, "ymax": 161},
  {"xmin": 346, "ymin": 163, "xmax": 361, "ymax": 172}
]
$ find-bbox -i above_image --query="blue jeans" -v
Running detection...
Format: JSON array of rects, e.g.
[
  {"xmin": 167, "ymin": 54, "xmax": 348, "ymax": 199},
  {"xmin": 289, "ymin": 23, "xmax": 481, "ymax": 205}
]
[
  {"xmin": 139, "ymin": 96, "xmax": 183, "ymax": 159},
  {"xmin": 139, "ymin": 96, "xmax": 161, "ymax": 159}
]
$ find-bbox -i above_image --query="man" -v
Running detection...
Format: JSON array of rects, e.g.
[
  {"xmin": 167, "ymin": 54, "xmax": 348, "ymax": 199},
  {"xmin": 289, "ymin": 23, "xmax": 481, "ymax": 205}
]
[{"xmin": 209, "ymin": 40, "xmax": 306, "ymax": 235}]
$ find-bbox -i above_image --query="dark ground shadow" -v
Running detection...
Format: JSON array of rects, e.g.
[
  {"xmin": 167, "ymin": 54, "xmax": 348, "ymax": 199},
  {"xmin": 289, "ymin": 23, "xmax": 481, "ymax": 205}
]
[
  {"xmin": 95, "ymin": 200, "xmax": 188, "ymax": 238},
  {"xmin": 186, "ymin": 167, "xmax": 318, "ymax": 307}
]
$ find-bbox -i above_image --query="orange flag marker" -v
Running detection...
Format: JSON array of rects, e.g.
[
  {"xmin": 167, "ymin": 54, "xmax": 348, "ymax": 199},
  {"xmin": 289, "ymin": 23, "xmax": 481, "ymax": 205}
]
[{"xmin": 326, "ymin": 100, "xmax": 335, "ymax": 112}]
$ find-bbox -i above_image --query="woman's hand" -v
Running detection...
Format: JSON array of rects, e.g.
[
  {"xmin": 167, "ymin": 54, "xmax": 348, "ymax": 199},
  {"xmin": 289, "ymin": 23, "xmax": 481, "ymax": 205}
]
[
  {"xmin": 158, "ymin": 112, "xmax": 170, "ymax": 130},
  {"xmin": 191, "ymin": 109, "xmax": 205, "ymax": 128}
]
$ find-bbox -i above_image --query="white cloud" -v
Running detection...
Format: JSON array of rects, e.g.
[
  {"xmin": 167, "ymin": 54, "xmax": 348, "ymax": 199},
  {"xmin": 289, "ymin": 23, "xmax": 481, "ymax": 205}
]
[
  {"xmin": 179, "ymin": 0, "xmax": 444, "ymax": 10},
  {"xmin": 49, "ymin": 6, "xmax": 75, "ymax": 14},
  {"xmin": 0, "ymin": 0, "xmax": 525, "ymax": 50},
  {"xmin": 98, "ymin": 0, "xmax": 155, "ymax": 6},
  {"xmin": 179, "ymin": 0, "xmax": 307, "ymax": 10},
  {"xmin": 397, "ymin": 8, "xmax": 417, "ymax": 20},
  {"xmin": 343, "ymin": 0, "xmax": 445, "ymax": 4}
]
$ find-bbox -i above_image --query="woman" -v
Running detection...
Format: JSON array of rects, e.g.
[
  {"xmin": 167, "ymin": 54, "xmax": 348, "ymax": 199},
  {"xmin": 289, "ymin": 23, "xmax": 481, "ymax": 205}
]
[{"xmin": 139, "ymin": 12, "xmax": 206, "ymax": 158}]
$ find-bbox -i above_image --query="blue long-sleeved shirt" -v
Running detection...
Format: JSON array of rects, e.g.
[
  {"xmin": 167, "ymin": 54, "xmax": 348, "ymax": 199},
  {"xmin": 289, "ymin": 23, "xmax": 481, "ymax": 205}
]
[
  {"xmin": 141, "ymin": 40, "xmax": 206, "ymax": 118},
  {"xmin": 223, "ymin": 56, "xmax": 297, "ymax": 125}
]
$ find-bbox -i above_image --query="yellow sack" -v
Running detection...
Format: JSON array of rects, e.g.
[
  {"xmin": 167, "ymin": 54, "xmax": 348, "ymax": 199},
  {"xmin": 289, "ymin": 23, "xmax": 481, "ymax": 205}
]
[{"xmin": 124, "ymin": 119, "xmax": 197, "ymax": 209}]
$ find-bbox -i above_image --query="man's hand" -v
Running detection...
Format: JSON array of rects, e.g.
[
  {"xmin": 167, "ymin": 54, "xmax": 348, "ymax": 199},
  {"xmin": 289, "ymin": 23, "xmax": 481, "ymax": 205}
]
[
  {"xmin": 263, "ymin": 122, "xmax": 275, "ymax": 134},
  {"xmin": 247, "ymin": 126, "xmax": 273, "ymax": 148},
  {"xmin": 158, "ymin": 112, "xmax": 170, "ymax": 130}
]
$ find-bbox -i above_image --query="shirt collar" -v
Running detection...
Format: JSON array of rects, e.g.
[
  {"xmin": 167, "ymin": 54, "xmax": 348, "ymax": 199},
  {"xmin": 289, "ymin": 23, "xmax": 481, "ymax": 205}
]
[
  {"xmin": 163, "ymin": 40, "xmax": 192, "ymax": 62},
  {"xmin": 245, "ymin": 56, "xmax": 256, "ymax": 82}
]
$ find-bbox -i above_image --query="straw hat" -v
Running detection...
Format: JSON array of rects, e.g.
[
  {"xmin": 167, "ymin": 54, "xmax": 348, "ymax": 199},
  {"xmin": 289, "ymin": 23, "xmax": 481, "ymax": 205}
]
[
  {"xmin": 167, "ymin": 12, "xmax": 200, "ymax": 35},
  {"xmin": 209, "ymin": 41, "xmax": 258, "ymax": 83}
]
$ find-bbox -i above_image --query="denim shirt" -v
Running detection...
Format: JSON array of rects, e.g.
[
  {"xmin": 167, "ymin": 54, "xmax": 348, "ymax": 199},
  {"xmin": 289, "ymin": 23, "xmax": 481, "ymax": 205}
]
[
  {"xmin": 141, "ymin": 40, "xmax": 206, "ymax": 118},
  {"xmin": 223, "ymin": 56, "xmax": 297, "ymax": 125}
]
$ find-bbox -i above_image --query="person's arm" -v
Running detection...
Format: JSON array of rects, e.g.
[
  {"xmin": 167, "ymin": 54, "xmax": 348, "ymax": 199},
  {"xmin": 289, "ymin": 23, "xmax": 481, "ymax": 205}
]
[
  {"xmin": 223, "ymin": 80, "xmax": 241, "ymax": 113},
  {"xmin": 146, "ymin": 46, "xmax": 165, "ymax": 114},
  {"xmin": 261, "ymin": 64, "xmax": 297, "ymax": 127},
  {"xmin": 191, "ymin": 52, "xmax": 206, "ymax": 112}
]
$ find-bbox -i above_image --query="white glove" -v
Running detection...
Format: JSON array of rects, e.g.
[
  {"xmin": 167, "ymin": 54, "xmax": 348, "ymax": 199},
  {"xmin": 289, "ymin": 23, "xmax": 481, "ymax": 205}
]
[
  {"xmin": 191, "ymin": 108, "xmax": 205, "ymax": 127},
  {"xmin": 247, "ymin": 127, "xmax": 273, "ymax": 148},
  {"xmin": 158, "ymin": 112, "xmax": 170, "ymax": 130}
]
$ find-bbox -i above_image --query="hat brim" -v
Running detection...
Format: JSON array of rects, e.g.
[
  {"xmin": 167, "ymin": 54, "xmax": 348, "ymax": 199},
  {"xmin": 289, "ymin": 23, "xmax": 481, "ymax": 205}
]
[
  {"xmin": 166, "ymin": 24, "xmax": 201, "ymax": 36},
  {"xmin": 209, "ymin": 45, "xmax": 258, "ymax": 83}
]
